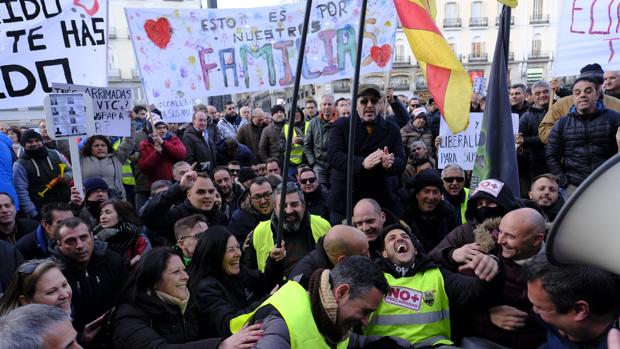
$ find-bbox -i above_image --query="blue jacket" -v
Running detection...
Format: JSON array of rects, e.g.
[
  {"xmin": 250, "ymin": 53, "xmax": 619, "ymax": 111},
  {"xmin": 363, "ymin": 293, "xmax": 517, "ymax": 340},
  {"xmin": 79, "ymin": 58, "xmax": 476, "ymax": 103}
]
[{"xmin": 0, "ymin": 133, "xmax": 18, "ymax": 210}]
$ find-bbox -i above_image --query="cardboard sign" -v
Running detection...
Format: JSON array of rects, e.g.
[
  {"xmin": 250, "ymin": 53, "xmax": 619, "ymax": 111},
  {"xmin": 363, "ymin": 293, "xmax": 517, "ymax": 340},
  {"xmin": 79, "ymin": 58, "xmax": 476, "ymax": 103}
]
[
  {"xmin": 0, "ymin": 0, "xmax": 108, "ymax": 110},
  {"xmin": 125, "ymin": 0, "xmax": 397, "ymax": 122},
  {"xmin": 438, "ymin": 112, "xmax": 519, "ymax": 170},
  {"xmin": 52, "ymin": 83, "xmax": 132, "ymax": 137}
]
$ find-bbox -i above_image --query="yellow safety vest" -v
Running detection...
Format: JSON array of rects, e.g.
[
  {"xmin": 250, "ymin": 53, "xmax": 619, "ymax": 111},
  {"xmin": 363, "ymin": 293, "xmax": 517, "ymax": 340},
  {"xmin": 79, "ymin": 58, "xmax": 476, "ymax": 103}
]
[
  {"xmin": 364, "ymin": 269, "xmax": 452, "ymax": 348},
  {"xmin": 112, "ymin": 139, "xmax": 136, "ymax": 186},
  {"xmin": 252, "ymin": 215, "xmax": 330, "ymax": 272},
  {"xmin": 230, "ymin": 281, "xmax": 349, "ymax": 349},
  {"xmin": 460, "ymin": 187, "xmax": 470, "ymax": 224},
  {"xmin": 283, "ymin": 123, "xmax": 308, "ymax": 165}
]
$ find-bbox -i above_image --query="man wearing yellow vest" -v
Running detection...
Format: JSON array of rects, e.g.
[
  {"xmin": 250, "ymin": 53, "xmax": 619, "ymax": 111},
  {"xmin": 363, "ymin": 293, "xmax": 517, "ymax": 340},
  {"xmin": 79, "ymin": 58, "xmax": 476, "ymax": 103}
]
[
  {"xmin": 231, "ymin": 256, "xmax": 413, "ymax": 349},
  {"xmin": 243, "ymin": 182, "xmax": 330, "ymax": 275},
  {"xmin": 441, "ymin": 164, "xmax": 469, "ymax": 226},
  {"xmin": 364, "ymin": 224, "xmax": 500, "ymax": 348}
]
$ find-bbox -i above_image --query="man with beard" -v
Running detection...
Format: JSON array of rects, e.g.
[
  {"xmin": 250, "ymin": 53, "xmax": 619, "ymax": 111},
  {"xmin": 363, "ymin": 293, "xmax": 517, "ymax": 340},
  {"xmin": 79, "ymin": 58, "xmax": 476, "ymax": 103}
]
[
  {"xmin": 441, "ymin": 164, "xmax": 469, "ymax": 225},
  {"xmin": 327, "ymin": 84, "xmax": 406, "ymax": 224},
  {"xmin": 297, "ymin": 167, "xmax": 329, "ymax": 218},
  {"xmin": 305, "ymin": 95, "xmax": 337, "ymax": 186},
  {"xmin": 510, "ymin": 83, "xmax": 530, "ymax": 117},
  {"xmin": 403, "ymin": 169, "xmax": 458, "ymax": 252},
  {"xmin": 141, "ymin": 171, "xmax": 228, "ymax": 244},
  {"xmin": 236, "ymin": 108, "xmax": 266, "ymax": 154},
  {"xmin": 212, "ymin": 166, "xmax": 243, "ymax": 219},
  {"xmin": 13, "ymin": 130, "xmax": 73, "ymax": 220},
  {"xmin": 258, "ymin": 105, "xmax": 287, "ymax": 162},
  {"xmin": 243, "ymin": 182, "xmax": 330, "ymax": 274},
  {"xmin": 364, "ymin": 224, "xmax": 500, "ymax": 347},
  {"xmin": 217, "ymin": 101, "xmax": 248, "ymax": 140},
  {"xmin": 527, "ymin": 174, "xmax": 564, "ymax": 222},
  {"xmin": 183, "ymin": 110, "xmax": 217, "ymax": 172},
  {"xmin": 228, "ymin": 177, "xmax": 274, "ymax": 242},
  {"xmin": 70, "ymin": 177, "xmax": 111, "ymax": 227}
]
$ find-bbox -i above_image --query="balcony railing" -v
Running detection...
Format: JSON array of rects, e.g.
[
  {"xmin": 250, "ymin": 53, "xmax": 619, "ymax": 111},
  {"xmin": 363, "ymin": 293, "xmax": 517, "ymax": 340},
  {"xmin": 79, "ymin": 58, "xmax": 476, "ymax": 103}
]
[
  {"xmin": 528, "ymin": 50, "xmax": 550, "ymax": 59},
  {"xmin": 508, "ymin": 51, "xmax": 515, "ymax": 61},
  {"xmin": 109, "ymin": 68, "xmax": 121, "ymax": 81},
  {"xmin": 468, "ymin": 53, "xmax": 488, "ymax": 62},
  {"xmin": 394, "ymin": 56, "xmax": 411, "ymax": 65},
  {"xmin": 131, "ymin": 69, "xmax": 141, "ymax": 80},
  {"xmin": 495, "ymin": 15, "xmax": 515, "ymax": 26},
  {"xmin": 530, "ymin": 14, "xmax": 550, "ymax": 24},
  {"xmin": 443, "ymin": 18, "xmax": 462, "ymax": 28},
  {"xmin": 469, "ymin": 17, "xmax": 488, "ymax": 27},
  {"xmin": 415, "ymin": 81, "xmax": 428, "ymax": 90},
  {"xmin": 393, "ymin": 82, "xmax": 410, "ymax": 91},
  {"xmin": 333, "ymin": 80, "xmax": 351, "ymax": 93}
]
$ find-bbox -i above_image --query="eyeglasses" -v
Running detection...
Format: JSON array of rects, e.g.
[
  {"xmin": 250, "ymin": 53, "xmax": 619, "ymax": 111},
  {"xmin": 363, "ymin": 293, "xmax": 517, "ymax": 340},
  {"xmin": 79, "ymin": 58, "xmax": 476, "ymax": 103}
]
[
  {"xmin": 251, "ymin": 192, "xmax": 273, "ymax": 202},
  {"xmin": 359, "ymin": 97, "xmax": 379, "ymax": 105},
  {"xmin": 179, "ymin": 232, "xmax": 203, "ymax": 241},
  {"xmin": 410, "ymin": 104, "xmax": 421, "ymax": 108},
  {"xmin": 300, "ymin": 177, "xmax": 317, "ymax": 185},
  {"xmin": 229, "ymin": 169, "xmax": 240, "ymax": 174},
  {"xmin": 443, "ymin": 176, "xmax": 465, "ymax": 183},
  {"xmin": 18, "ymin": 260, "xmax": 47, "ymax": 275}
]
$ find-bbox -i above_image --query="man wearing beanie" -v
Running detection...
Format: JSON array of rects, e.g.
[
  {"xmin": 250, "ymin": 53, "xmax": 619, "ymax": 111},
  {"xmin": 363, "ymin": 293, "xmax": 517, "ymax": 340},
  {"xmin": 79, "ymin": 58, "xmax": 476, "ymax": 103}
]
[
  {"xmin": 13, "ymin": 129, "xmax": 72, "ymax": 220},
  {"xmin": 539, "ymin": 63, "xmax": 620, "ymax": 142},
  {"xmin": 402, "ymin": 169, "xmax": 458, "ymax": 252},
  {"xmin": 69, "ymin": 177, "xmax": 111, "ymax": 227}
]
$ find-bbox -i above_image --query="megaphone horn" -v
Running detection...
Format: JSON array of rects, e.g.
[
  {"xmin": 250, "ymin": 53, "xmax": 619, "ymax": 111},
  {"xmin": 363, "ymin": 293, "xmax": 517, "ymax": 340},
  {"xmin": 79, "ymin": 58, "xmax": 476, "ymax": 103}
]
[{"xmin": 546, "ymin": 153, "xmax": 620, "ymax": 274}]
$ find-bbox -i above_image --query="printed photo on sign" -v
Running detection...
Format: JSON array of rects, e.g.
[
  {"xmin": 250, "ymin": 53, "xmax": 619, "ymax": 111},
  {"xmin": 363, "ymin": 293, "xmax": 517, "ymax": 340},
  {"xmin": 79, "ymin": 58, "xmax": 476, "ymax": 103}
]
[{"xmin": 44, "ymin": 93, "xmax": 95, "ymax": 140}]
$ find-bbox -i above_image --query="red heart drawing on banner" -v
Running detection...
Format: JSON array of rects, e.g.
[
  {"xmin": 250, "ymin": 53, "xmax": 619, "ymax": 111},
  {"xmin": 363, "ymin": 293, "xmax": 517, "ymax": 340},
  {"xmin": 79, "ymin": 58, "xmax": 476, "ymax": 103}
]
[
  {"xmin": 73, "ymin": 0, "xmax": 99, "ymax": 16},
  {"xmin": 370, "ymin": 44, "xmax": 392, "ymax": 67},
  {"xmin": 144, "ymin": 18, "xmax": 172, "ymax": 49}
]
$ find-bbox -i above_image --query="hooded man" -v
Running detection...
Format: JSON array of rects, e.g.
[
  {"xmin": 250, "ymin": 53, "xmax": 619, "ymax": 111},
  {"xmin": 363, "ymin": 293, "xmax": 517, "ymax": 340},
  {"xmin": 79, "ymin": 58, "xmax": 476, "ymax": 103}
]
[{"xmin": 13, "ymin": 130, "xmax": 73, "ymax": 220}]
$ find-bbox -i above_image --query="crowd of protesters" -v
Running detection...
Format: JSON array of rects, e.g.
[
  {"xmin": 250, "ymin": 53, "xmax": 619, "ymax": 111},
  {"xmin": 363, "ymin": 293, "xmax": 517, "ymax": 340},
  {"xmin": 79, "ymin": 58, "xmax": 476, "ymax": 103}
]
[{"xmin": 0, "ymin": 62, "xmax": 620, "ymax": 349}]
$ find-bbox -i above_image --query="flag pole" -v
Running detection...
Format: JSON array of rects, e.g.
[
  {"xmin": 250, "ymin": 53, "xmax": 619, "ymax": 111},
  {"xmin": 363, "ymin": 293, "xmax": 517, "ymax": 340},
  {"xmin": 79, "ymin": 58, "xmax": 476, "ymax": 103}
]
[
  {"xmin": 346, "ymin": 0, "xmax": 369, "ymax": 225},
  {"xmin": 275, "ymin": 0, "xmax": 313, "ymax": 245}
]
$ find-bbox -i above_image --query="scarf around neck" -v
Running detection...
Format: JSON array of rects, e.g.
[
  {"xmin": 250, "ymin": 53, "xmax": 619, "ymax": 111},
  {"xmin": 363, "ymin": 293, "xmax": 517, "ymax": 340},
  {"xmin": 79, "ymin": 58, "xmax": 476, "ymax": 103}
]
[
  {"xmin": 308, "ymin": 269, "xmax": 351, "ymax": 345},
  {"xmin": 155, "ymin": 289, "xmax": 190, "ymax": 314}
]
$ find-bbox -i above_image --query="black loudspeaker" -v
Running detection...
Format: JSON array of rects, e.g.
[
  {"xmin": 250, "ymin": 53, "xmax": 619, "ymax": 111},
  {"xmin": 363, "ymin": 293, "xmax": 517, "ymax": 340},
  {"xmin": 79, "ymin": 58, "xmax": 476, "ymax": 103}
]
[{"xmin": 547, "ymin": 153, "xmax": 620, "ymax": 274}]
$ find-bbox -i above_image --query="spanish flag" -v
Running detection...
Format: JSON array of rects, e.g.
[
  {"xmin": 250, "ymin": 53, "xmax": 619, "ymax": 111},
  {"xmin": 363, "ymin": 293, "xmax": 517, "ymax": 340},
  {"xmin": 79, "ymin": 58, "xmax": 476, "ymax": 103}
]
[{"xmin": 394, "ymin": 0, "xmax": 471, "ymax": 133}]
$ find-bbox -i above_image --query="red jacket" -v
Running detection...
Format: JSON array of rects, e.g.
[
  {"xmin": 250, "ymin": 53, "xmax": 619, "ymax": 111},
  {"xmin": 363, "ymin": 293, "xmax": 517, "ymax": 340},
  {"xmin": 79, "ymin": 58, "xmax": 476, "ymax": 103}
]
[{"xmin": 139, "ymin": 135, "xmax": 186, "ymax": 186}]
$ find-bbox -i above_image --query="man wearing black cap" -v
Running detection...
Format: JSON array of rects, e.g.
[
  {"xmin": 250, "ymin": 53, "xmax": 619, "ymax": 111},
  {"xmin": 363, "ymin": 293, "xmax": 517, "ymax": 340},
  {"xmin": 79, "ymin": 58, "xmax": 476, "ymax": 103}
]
[
  {"xmin": 326, "ymin": 84, "xmax": 406, "ymax": 224},
  {"xmin": 70, "ymin": 177, "xmax": 111, "ymax": 227},
  {"xmin": 402, "ymin": 169, "xmax": 458, "ymax": 251},
  {"xmin": 539, "ymin": 63, "xmax": 620, "ymax": 142},
  {"xmin": 13, "ymin": 130, "xmax": 72, "ymax": 220},
  {"xmin": 546, "ymin": 75, "xmax": 620, "ymax": 197}
]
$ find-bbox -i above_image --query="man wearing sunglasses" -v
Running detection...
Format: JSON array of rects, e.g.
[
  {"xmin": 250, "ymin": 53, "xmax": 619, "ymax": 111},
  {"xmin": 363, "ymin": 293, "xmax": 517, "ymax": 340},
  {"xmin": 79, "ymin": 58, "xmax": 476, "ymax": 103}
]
[
  {"xmin": 327, "ymin": 84, "xmax": 406, "ymax": 224},
  {"xmin": 297, "ymin": 167, "xmax": 329, "ymax": 218},
  {"xmin": 441, "ymin": 164, "xmax": 469, "ymax": 225}
]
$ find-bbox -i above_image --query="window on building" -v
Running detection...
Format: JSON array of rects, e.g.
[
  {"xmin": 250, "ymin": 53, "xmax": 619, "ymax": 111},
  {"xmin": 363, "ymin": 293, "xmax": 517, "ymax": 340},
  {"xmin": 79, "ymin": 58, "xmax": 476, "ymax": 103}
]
[
  {"xmin": 533, "ymin": 0, "xmax": 543, "ymax": 18},
  {"xmin": 447, "ymin": 37, "xmax": 456, "ymax": 53},
  {"xmin": 532, "ymin": 34, "xmax": 542, "ymax": 55},
  {"xmin": 445, "ymin": 2, "xmax": 458, "ymax": 18},
  {"xmin": 108, "ymin": 47, "xmax": 115, "ymax": 69},
  {"xmin": 396, "ymin": 39, "xmax": 405, "ymax": 61},
  {"xmin": 472, "ymin": 1, "xmax": 483, "ymax": 18},
  {"xmin": 472, "ymin": 36, "xmax": 485, "ymax": 56}
]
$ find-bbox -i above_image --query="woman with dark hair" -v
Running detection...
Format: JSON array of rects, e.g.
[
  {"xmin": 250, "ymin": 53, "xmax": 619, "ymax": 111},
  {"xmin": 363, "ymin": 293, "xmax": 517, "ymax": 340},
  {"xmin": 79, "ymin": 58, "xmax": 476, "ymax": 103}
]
[
  {"xmin": 188, "ymin": 226, "xmax": 285, "ymax": 337},
  {"xmin": 6, "ymin": 126, "xmax": 22, "ymax": 157},
  {"xmin": 112, "ymin": 247, "xmax": 263, "ymax": 349},
  {"xmin": 80, "ymin": 115, "xmax": 136, "ymax": 200},
  {"xmin": 93, "ymin": 199, "xmax": 150, "ymax": 266}
]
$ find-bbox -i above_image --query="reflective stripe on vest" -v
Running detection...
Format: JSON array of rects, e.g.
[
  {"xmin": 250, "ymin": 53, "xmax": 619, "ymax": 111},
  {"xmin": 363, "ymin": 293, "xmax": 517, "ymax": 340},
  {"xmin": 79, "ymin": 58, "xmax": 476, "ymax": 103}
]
[
  {"xmin": 283, "ymin": 123, "xmax": 308, "ymax": 165},
  {"xmin": 460, "ymin": 187, "xmax": 469, "ymax": 223},
  {"xmin": 112, "ymin": 139, "xmax": 136, "ymax": 186},
  {"xmin": 252, "ymin": 215, "xmax": 330, "ymax": 272},
  {"xmin": 364, "ymin": 270, "xmax": 452, "ymax": 347},
  {"xmin": 230, "ymin": 281, "xmax": 349, "ymax": 349}
]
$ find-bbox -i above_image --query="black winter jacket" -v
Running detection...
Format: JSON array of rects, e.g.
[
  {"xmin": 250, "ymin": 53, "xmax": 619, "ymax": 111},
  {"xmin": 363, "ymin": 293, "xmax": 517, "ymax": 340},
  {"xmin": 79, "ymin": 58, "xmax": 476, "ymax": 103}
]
[
  {"xmin": 113, "ymin": 292, "xmax": 222, "ymax": 349},
  {"xmin": 141, "ymin": 183, "xmax": 229, "ymax": 244},
  {"xmin": 194, "ymin": 261, "xmax": 283, "ymax": 337},
  {"xmin": 0, "ymin": 240, "xmax": 24, "ymax": 293},
  {"xmin": 55, "ymin": 241, "xmax": 128, "ymax": 332},
  {"xmin": 182, "ymin": 125, "xmax": 216, "ymax": 172},
  {"xmin": 404, "ymin": 199, "xmax": 458, "ymax": 252},
  {"xmin": 287, "ymin": 237, "xmax": 332, "ymax": 289},
  {"xmin": 519, "ymin": 105, "xmax": 549, "ymax": 177},
  {"xmin": 546, "ymin": 104, "xmax": 620, "ymax": 187}
]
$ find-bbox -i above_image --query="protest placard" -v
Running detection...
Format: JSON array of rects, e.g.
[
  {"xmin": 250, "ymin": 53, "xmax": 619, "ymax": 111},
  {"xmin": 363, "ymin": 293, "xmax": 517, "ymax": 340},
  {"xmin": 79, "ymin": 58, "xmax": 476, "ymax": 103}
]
[
  {"xmin": 125, "ymin": 0, "xmax": 396, "ymax": 122},
  {"xmin": 0, "ymin": 0, "xmax": 108, "ymax": 110},
  {"xmin": 553, "ymin": 1, "xmax": 620, "ymax": 76},
  {"xmin": 52, "ymin": 83, "xmax": 132, "ymax": 137},
  {"xmin": 438, "ymin": 113, "xmax": 519, "ymax": 170}
]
